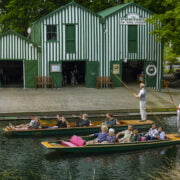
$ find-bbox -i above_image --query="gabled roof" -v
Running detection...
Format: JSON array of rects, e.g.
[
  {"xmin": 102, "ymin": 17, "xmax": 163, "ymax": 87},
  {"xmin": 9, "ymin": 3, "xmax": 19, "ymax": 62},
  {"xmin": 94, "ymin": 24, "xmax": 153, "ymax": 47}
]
[
  {"xmin": 98, "ymin": 2, "xmax": 154, "ymax": 18},
  {"xmin": 33, "ymin": 1, "xmax": 102, "ymax": 25},
  {"xmin": 0, "ymin": 30, "xmax": 39, "ymax": 48}
]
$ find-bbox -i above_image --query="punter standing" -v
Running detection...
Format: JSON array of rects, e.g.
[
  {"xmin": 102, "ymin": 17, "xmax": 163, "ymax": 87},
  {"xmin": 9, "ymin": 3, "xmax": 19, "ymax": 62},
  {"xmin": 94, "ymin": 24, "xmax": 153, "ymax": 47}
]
[
  {"xmin": 134, "ymin": 83, "xmax": 147, "ymax": 121},
  {"xmin": 177, "ymin": 103, "xmax": 180, "ymax": 134}
]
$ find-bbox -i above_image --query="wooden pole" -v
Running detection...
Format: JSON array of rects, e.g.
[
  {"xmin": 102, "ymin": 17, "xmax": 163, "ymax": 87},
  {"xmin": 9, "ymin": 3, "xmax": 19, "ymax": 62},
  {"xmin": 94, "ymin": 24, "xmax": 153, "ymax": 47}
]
[{"xmin": 111, "ymin": 70, "xmax": 164, "ymax": 125}]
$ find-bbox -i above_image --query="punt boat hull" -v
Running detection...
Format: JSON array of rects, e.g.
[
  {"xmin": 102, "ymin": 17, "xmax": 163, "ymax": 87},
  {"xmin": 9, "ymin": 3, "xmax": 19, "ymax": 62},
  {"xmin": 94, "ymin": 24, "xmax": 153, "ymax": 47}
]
[
  {"xmin": 3, "ymin": 120, "xmax": 153, "ymax": 137},
  {"xmin": 41, "ymin": 134, "xmax": 180, "ymax": 153}
]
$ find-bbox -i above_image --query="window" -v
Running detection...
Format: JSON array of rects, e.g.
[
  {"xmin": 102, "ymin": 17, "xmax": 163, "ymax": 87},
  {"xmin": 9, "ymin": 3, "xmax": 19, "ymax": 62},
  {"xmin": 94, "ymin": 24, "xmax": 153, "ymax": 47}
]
[
  {"xmin": 66, "ymin": 24, "xmax": 76, "ymax": 53},
  {"xmin": 47, "ymin": 25, "xmax": 57, "ymax": 41},
  {"xmin": 128, "ymin": 25, "xmax": 137, "ymax": 53}
]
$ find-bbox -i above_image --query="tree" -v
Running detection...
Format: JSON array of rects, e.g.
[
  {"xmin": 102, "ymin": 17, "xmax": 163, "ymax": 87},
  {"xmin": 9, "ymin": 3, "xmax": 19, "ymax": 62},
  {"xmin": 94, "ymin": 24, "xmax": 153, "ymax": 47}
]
[
  {"xmin": 125, "ymin": 0, "xmax": 180, "ymax": 55},
  {"xmin": 0, "ymin": 0, "xmax": 57, "ymax": 36}
]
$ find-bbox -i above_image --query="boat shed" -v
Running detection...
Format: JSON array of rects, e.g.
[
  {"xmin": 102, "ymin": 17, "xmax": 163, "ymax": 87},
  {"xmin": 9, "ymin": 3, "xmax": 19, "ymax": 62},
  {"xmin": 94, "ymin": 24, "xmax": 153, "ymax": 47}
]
[
  {"xmin": 98, "ymin": 3, "xmax": 162, "ymax": 89},
  {"xmin": 0, "ymin": 2, "xmax": 163, "ymax": 90},
  {"xmin": 0, "ymin": 30, "xmax": 40, "ymax": 88}
]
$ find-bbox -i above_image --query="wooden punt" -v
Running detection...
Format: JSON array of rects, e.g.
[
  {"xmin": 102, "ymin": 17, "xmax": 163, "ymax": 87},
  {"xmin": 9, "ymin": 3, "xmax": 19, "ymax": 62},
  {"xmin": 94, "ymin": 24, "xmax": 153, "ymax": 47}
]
[
  {"xmin": 41, "ymin": 134, "xmax": 180, "ymax": 153},
  {"xmin": 3, "ymin": 120, "xmax": 153, "ymax": 137}
]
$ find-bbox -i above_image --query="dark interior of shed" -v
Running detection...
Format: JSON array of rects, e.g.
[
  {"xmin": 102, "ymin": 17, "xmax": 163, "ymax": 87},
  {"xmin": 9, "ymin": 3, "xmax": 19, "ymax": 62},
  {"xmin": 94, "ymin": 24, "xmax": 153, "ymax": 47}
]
[
  {"xmin": 122, "ymin": 61, "xmax": 144, "ymax": 84},
  {"xmin": 62, "ymin": 61, "xmax": 85, "ymax": 86},
  {"xmin": 0, "ymin": 60, "xmax": 23, "ymax": 87}
]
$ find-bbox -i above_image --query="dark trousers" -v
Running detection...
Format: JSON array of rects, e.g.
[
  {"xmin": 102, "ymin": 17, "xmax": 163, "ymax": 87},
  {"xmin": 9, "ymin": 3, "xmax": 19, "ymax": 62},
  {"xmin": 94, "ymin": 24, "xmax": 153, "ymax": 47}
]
[{"xmin": 146, "ymin": 135, "xmax": 156, "ymax": 141}]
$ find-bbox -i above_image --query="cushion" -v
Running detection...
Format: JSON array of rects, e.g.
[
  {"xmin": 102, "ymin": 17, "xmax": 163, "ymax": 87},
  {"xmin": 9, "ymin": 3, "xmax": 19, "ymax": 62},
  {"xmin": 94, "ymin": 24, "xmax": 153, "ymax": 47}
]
[
  {"xmin": 141, "ymin": 136, "xmax": 146, "ymax": 141},
  {"xmin": 61, "ymin": 141, "xmax": 77, "ymax": 147},
  {"xmin": 70, "ymin": 135, "xmax": 86, "ymax": 146}
]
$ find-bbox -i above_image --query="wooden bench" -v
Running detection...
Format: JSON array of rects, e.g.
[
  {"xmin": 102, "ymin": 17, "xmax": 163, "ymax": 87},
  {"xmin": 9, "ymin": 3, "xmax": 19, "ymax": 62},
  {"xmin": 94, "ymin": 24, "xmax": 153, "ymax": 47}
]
[
  {"xmin": 35, "ymin": 76, "xmax": 53, "ymax": 88},
  {"xmin": 96, "ymin": 76, "xmax": 113, "ymax": 88}
]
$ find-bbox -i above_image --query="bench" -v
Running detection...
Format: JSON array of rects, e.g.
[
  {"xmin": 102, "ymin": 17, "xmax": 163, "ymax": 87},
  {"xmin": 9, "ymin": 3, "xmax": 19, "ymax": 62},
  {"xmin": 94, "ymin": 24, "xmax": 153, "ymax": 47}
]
[
  {"xmin": 96, "ymin": 76, "xmax": 113, "ymax": 88},
  {"xmin": 35, "ymin": 76, "xmax": 53, "ymax": 88}
]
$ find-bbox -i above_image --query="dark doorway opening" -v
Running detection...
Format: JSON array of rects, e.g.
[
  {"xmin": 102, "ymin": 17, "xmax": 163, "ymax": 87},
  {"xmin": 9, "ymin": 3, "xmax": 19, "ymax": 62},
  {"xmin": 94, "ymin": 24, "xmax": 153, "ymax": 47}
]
[
  {"xmin": 122, "ymin": 61, "xmax": 144, "ymax": 84},
  {"xmin": 62, "ymin": 61, "xmax": 85, "ymax": 86},
  {"xmin": 0, "ymin": 60, "xmax": 23, "ymax": 87}
]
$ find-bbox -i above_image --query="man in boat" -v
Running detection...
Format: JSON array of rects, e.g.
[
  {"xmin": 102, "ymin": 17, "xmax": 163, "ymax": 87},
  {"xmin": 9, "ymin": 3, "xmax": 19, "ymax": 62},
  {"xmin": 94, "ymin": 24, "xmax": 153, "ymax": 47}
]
[
  {"xmin": 76, "ymin": 114, "xmax": 90, "ymax": 127},
  {"xmin": 103, "ymin": 113, "xmax": 119, "ymax": 127},
  {"xmin": 116, "ymin": 124, "xmax": 133, "ymax": 143},
  {"xmin": 145, "ymin": 123, "xmax": 158, "ymax": 140},
  {"xmin": 86, "ymin": 125, "xmax": 108, "ymax": 144},
  {"xmin": 134, "ymin": 83, "xmax": 147, "ymax": 121}
]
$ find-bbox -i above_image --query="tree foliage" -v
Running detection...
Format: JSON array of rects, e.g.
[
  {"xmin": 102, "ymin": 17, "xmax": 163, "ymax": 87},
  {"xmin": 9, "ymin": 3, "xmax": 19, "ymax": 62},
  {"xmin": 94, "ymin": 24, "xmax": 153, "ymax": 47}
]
[{"xmin": 0, "ymin": 0, "xmax": 179, "ymax": 55}]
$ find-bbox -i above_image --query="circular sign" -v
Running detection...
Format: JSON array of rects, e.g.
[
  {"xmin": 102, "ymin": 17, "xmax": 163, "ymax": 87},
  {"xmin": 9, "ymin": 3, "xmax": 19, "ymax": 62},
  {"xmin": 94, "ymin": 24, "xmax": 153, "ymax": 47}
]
[{"xmin": 146, "ymin": 65, "xmax": 157, "ymax": 76}]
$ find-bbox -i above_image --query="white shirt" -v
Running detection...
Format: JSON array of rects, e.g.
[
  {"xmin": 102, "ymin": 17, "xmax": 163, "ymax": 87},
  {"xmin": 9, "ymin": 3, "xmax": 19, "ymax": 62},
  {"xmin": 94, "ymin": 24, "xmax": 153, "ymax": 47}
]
[
  {"xmin": 138, "ymin": 88, "xmax": 146, "ymax": 101},
  {"xmin": 29, "ymin": 119, "xmax": 35, "ymax": 126},
  {"xmin": 146, "ymin": 128, "xmax": 158, "ymax": 137}
]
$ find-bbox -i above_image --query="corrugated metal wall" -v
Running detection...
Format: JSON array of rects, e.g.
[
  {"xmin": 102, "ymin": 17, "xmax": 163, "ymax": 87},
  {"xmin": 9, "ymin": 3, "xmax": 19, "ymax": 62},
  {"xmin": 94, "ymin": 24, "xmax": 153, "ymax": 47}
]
[
  {"xmin": 0, "ymin": 32, "xmax": 39, "ymax": 61},
  {"xmin": 32, "ymin": 4, "xmax": 103, "ymax": 77},
  {"xmin": 104, "ymin": 4, "xmax": 162, "ymax": 89}
]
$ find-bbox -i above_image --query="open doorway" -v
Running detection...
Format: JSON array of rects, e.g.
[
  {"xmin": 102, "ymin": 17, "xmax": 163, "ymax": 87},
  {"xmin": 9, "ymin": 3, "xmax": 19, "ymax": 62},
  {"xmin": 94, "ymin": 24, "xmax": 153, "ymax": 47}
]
[
  {"xmin": 62, "ymin": 61, "xmax": 85, "ymax": 86},
  {"xmin": 122, "ymin": 61, "xmax": 144, "ymax": 84},
  {"xmin": 0, "ymin": 60, "xmax": 23, "ymax": 87}
]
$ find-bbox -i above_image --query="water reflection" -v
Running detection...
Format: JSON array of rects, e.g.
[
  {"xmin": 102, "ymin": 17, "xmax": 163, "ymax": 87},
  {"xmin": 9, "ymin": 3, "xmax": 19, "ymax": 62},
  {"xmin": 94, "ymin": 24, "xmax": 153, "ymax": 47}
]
[{"xmin": 0, "ymin": 116, "xmax": 179, "ymax": 180}]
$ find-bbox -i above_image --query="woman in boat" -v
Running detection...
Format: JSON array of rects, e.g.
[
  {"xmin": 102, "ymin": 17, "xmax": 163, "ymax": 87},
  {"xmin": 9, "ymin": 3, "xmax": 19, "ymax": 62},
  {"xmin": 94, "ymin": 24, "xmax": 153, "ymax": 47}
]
[
  {"xmin": 145, "ymin": 123, "xmax": 158, "ymax": 140},
  {"xmin": 86, "ymin": 125, "xmax": 108, "ymax": 144},
  {"xmin": 7, "ymin": 116, "xmax": 38, "ymax": 130},
  {"xmin": 102, "ymin": 128, "xmax": 116, "ymax": 144},
  {"xmin": 116, "ymin": 124, "xmax": 133, "ymax": 143},
  {"xmin": 130, "ymin": 129, "xmax": 141, "ymax": 142},
  {"xmin": 156, "ymin": 127, "xmax": 166, "ymax": 140},
  {"xmin": 57, "ymin": 116, "xmax": 69, "ymax": 128},
  {"xmin": 76, "ymin": 114, "xmax": 90, "ymax": 127},
  {"xmin": 29, "ymin": 117, "xmax": 41, "ymax": 129},
  {"xmin": 103, "ymin": 113, "xmax": 119, "ymax": 127}
]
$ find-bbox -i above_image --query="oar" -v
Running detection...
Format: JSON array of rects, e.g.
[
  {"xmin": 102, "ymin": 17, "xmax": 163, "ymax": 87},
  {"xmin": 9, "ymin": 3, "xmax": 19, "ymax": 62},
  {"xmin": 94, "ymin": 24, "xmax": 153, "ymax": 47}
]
[{"xmin": 111, "ymin": 70, "xmax": 164, "ymax": 125}]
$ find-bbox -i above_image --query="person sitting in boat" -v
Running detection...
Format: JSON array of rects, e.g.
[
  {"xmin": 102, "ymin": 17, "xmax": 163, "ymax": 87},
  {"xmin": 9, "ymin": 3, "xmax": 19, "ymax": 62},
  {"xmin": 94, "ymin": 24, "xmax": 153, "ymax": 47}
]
[
  {"xmin": 156, "ymin": 127, "xmax": 166, "ymax": 140},
  {"xmin": 116, "ymin": 124, "xmax": 133, "ymax": 143},
  {"xmin": 76, "ymin": 114, "xmax": 90, "ymax": 127},
  {"xmin": 145, "ymin": 123, "xmax": 158, "ymax": 140},
  {"xmin": 86, "ymin": 125, "xmax": 108, "ymax": 144},
  {"xmin": 103, "ymin": 113, "xmax": 119, "ymax": 127},
  {"xmin": 7, "ymin": 115, "xmax": 37, "ymax": 130},
  {"xmin": 29, "ymin": 117, "xmax": 41, "ymax": 129},
  {"xmin": 57, "ymin": 116, "xmax": 69, "ymax": 128},
  {"xmin": 102, "ymin": 128, "xmax": 116, "ymax": 144},
  {"xmin": 130, "ymin": 128, "xmax": 141, "ymax": 142}
]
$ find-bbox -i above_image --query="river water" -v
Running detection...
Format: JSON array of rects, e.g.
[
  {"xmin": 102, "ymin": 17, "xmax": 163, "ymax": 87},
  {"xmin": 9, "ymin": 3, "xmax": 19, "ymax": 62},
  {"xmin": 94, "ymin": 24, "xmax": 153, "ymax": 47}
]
[{"xmin": 0, "ymin": 115, "xmax": 179, "ymax": 180}]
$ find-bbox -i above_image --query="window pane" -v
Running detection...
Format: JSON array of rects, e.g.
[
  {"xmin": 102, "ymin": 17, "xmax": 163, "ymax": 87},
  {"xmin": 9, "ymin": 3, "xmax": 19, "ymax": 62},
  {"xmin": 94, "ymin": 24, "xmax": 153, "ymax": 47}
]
[{"xmin": 47, "ymin": 25, "xmax": 57, "ymax": 41}]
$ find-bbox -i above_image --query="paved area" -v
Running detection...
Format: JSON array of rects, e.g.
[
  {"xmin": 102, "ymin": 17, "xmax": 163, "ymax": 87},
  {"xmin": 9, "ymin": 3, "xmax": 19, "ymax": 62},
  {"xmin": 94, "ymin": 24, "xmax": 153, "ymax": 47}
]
[{"xmin": 0, "ymin": 86, "xmax": 179, "ymax": 113}]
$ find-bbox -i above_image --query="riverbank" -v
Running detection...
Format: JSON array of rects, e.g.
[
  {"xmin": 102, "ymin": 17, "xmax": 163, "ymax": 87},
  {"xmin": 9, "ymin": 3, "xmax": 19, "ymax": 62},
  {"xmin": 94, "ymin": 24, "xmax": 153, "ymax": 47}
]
[{"xmin": 0, "ymin": 85, "xmax": 179, "ymax": 117}]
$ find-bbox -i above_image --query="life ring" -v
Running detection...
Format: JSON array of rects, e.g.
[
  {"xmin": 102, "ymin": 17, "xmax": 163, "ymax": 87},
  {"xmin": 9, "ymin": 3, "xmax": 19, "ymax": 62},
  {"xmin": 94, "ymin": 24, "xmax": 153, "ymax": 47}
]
[{"xmin": 146, "ymin": 64, "xmax": 157, "ymax": 76}]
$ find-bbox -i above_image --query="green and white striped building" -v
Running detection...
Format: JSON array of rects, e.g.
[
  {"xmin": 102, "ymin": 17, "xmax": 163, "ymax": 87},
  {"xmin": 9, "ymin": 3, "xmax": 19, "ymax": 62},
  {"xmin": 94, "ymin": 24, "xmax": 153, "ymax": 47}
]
[{"xmin": 0, "ymin": 2, "xmax": 162, "ymax": 89}]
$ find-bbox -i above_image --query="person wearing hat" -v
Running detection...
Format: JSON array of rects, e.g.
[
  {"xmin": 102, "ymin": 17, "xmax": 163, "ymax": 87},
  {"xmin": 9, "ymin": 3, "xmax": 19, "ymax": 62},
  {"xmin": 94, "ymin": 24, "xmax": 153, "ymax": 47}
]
[{"xmin": 134, "ymin": 83, "xmax": 147, "ymax": 121}]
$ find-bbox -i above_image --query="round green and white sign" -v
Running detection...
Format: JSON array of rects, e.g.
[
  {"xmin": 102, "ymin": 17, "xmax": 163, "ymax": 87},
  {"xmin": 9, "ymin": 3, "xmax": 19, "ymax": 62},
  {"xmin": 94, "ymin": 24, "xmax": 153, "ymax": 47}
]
[{"xmin": 146, "ymin": 65, "xmax": 157, "ymax": 76}]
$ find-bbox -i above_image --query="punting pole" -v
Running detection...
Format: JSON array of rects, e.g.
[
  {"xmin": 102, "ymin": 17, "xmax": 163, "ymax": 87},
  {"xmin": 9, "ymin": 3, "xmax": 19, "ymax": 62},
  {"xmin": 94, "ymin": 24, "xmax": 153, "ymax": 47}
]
[
  {"xmin": 111, "ymin": 70, "xmax": 164, "ymax": 125},
  {"xmin": 166, "ymin": 87, "xmax": 180, "ymax": 133}
]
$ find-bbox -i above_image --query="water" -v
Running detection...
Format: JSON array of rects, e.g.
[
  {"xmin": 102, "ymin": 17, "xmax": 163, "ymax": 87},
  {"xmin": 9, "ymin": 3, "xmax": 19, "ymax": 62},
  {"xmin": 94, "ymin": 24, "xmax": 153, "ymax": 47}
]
[{"xmin": 0, "ymin": 116, "xmax": 179, "ymax": 180}]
